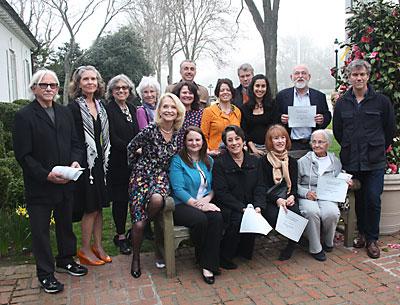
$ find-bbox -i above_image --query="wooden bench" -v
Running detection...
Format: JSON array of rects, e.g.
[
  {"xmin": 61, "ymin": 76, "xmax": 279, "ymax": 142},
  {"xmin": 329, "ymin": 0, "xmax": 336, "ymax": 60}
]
[{"xmin": 157, "ymin": 180, "xmax": 361, "ymax": 278}]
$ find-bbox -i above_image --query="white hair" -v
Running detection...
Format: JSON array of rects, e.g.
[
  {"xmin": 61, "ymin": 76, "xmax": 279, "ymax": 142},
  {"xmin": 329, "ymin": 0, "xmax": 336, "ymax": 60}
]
[
  {"xmin": 310, "ymin": 129, "xmax": 332, "ymax": 147},
  {"xmin": 136, "ymin": 76, "xmax": 161, "ymax": 100},
  {"xmin": 28, "ymin": 69, "xmax": 59, "ymax": 101}
]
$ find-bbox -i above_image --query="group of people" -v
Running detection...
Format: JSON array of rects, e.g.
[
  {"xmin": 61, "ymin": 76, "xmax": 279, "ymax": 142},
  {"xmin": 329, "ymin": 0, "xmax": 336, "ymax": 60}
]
[{"xmin": 12, "ymin": 58, "xmax": 395, "ymax": 292}]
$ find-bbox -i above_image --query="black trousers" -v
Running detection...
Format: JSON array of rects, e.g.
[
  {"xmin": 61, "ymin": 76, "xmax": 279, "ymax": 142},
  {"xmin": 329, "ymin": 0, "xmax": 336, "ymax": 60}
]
[
  {"xmin": 112, "ymin": 200, "xmax": 128, "ymax": 235},
  {"xmin": 220, "ymin": 209, "xmax": 257, "ymax": 261},
  {"xmin": 27, "ymin": 195, "xmax": 77, "ymax": 280},
  {"xmin": 173, "ymin": 204, "xmax": 223, "ymax": 272}
]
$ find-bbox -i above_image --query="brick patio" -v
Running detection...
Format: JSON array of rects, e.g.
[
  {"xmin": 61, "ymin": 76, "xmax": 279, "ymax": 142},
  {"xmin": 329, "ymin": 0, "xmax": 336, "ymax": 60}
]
[{"xmin": 1, "ymin": 232, "xmax": 400, "ymax": 305}]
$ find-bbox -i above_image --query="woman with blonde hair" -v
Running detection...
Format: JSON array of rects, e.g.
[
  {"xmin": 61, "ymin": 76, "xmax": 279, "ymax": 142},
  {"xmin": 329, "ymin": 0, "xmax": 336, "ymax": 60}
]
[{"xmin": 127, "ymin": 93, "xmax": 185, "ymax": 278}]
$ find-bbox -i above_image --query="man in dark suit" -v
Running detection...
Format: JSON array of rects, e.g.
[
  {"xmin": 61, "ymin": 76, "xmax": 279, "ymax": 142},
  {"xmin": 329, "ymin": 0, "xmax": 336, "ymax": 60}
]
[
  {"xmin": 13, "ymin": 69, "xmax": 88, "ymax": 294},
  {"xmin": 276, "ymin": 64, "xmax": 331, "ymax": 159},
  {"xmin": 233, "ymin": 63, "xmax": 254, "ymax": 107}
]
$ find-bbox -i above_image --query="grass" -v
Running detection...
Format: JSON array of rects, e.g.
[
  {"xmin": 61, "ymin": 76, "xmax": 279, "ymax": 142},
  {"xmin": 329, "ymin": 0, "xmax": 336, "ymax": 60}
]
[
  {"xmin": 0, "ymin": 206, "xmax": 154, "ymax": 266},
  {"xmin": 326, "ymin": 121, "xmax": 341, "ymax": 157}
]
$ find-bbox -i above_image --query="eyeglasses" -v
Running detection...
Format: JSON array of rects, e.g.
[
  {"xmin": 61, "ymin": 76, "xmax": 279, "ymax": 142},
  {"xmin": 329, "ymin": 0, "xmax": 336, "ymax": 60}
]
[
  {"xmin": 113, "ymin": 86, "xmax": 129, "ymax": 91},
  {"xmin": 37, "ymin": 83, "xmax": 58, "ymax": 90},
  {"xmin": 311, "ymin": 140, "xmax": 328, "ymax": 145}
]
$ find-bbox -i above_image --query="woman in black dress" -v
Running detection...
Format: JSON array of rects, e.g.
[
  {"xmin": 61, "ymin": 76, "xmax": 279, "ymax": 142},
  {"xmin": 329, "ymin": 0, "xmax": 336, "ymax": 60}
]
[
  {"xmin": 68, "ymin": 66, "xmax": 111, "ymax": 266},
  {"xmin": 105, "ymin": 74, "xmax": 139, "ymax": 255},
  {"xmin": 240, "ymin": 74, "xmax": 279, "ymax": 156}
]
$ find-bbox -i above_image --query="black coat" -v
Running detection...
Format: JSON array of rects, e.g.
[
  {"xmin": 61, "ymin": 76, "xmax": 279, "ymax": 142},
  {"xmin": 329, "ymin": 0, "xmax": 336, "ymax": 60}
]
[
  {"xmin": 12, "ymin": 100, "xmax": 83, "ymax": 205},
  {"xmin": 333, "ymin": 85, "xmax": 396, "ymax": 171},
  {"xmin": 260, "ymin": 156, "xmax": 298, "ymax": 205},
  {"xmin": 233, "ymin": 84, "xmax": 245, "ymax": 107},
  {"xmin": 105, "ymin": 101, "xmax": 139, "ymax": 201},
  {"xmin": 213, "ymin": 151, "xmax": 265, "ymax": 221},
  {"xmin": 276, "ymin": 87, "xmax": 332, "ymax": 135}
]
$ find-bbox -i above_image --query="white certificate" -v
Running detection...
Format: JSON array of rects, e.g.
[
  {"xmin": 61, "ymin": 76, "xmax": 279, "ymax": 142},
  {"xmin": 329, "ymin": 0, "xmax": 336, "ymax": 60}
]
[
  {"xmin": 52, "ymin": 166, "xmax": 84, "ymax": 181},
  {"xmin": 240, "ymin": 204, "xmax": 273, "ymax": 236},
  {"xmin": 316, "ymin": 175, "xmax": 349, "ymax": 203},
  {"xmin": 275, "ymin": 206, "xmax": 308, "ymax": 242},
  {"xmin": 288, "ymin": 105, "xmax": 316, "ymax": 127}
]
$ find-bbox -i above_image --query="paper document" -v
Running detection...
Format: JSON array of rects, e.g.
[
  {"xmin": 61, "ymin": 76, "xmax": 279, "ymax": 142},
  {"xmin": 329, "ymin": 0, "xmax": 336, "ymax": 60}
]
[
  {"xmin": 240, "ymin": 204, "xmax": 273, "ymax": 236},
  {"xmin": 52, "ymin": 166, "xmax": 84, "ymax": 181},
  {"xmin": 316, "ymin": 175, "xmax": 349, "ymax": 202},
  {"xmin": 275, "ymin": 206, "xmax": 308, "ymax": 242},
  {"xmin": 288, "ymin": 105, "xmax": 316, "ymax": 127}
]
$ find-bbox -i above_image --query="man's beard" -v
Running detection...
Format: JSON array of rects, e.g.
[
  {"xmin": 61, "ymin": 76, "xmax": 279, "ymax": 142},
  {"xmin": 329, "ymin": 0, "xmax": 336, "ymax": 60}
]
[{"xmin": 294, "ymin": 79, "xmax": 308, "ymax": 89}]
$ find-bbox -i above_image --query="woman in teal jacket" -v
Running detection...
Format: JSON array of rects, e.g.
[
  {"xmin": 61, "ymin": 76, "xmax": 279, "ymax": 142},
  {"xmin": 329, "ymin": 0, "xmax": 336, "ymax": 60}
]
[{"xmin": 169, "ymin": 126, "xmax": 223, "ymax": 285}]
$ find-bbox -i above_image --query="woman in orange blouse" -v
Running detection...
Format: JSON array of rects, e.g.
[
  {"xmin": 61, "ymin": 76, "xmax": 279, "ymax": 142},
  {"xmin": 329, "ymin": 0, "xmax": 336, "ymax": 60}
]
[{"xmin": 201, "ymin": 79, "xmax": 241, "ymax": 155}]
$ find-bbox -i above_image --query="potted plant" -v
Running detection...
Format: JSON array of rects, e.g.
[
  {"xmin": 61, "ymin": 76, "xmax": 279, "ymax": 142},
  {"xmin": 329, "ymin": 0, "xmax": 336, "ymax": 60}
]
[{"xmin": 332, "ymin": 0, "xmax": 400, "ymax": 234}]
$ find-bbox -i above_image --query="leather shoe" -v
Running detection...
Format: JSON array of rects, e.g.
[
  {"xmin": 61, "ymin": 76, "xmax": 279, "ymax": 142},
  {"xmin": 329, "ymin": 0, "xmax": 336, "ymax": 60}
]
[
  {"xmin": 131, "ymin": 268, "xmax": 141, "ymax": 278},
  {"xmin": 77, "ymin": 250, "xmax": 105, "ymax": 266},
  {"xmin": 311, "ymin": 250, "xmax": 327, "ymax": 262},
  {"xmin": 113, "ymin": 235, "xmax": 131, "ymax": 255},
  {"xmin": 353, "ymin": 234, "xmax": 366, "ymax": 248},
  {"xmin": 322, "ymin": 243, "xmax": 334, "ymax": 253},
  {"xmin": 202, "ymin": 274, "xmax": 215, "ymax": 284},
  {"xmin": 131, "ymin": 258, "xmax": 141, "ymax": 278},
  {"xmin": 92, "ymin": 246, "xmax": 112, "ymax": 263},
  {"xmin": 366, "ymin": 240, "xmax": 380, "ymax": 259}
]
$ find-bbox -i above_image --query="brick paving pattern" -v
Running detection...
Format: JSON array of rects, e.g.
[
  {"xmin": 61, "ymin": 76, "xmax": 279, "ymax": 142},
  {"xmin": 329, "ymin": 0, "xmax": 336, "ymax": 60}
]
[{"xmin": 1, "ymin": 232, "xmax": 400, "ymax": 305}]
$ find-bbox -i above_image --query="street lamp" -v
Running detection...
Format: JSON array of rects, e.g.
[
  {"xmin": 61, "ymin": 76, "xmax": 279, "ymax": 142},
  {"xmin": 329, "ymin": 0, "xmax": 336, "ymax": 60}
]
[
  {"xmin": 334, "ymin": 38, "xmax": 339, "ymax": 88},
  {"xmin": 208, "ymin": 84, "xmax": 213, "ymax": 96}
]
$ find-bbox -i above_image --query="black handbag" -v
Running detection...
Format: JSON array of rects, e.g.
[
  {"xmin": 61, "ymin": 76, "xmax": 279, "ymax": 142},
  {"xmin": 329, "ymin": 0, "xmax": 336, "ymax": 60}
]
[{"xmin": 266, "ymin": 180, "xmax": 288, "ymax": 199}]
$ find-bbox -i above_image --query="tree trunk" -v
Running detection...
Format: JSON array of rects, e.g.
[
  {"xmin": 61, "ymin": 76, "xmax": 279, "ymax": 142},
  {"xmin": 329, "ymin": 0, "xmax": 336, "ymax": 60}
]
[
  {"xmin": 62, "ymin": 38, "xmax": 75, "ymax": 105},
  {"xmin": 167, "ymin": 54, "xmax": 174, "ymax": 85},
  {"xmin": 156, "ymin": 55, "xmax": 162, "ymax": 85}
]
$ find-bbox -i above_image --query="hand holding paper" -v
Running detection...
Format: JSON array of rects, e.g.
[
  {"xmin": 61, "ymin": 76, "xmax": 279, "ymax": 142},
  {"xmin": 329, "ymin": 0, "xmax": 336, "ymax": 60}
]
[
  {"xmin": 275, "ymin": 206, "xmax": 308, "ymax": 242},
  {"xmin": 240, "ymin": 204, "xmax": 272, "ymax": 236},
  {"xmin": 51, "ymin": 166, "xmax": 84, "ymax": 181}
]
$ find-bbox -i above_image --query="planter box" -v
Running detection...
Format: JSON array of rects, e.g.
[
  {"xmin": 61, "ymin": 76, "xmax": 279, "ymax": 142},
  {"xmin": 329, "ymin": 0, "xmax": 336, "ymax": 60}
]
[{"xmin": 380, "ymin": 174, "xmax": 400, "ymax": 235}]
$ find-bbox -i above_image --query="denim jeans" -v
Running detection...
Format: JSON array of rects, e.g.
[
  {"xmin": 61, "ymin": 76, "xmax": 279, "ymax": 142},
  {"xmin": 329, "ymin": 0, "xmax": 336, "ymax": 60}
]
[{"xmin": 351, "ymin": 169, "xmax": 385, "ymax": 241}]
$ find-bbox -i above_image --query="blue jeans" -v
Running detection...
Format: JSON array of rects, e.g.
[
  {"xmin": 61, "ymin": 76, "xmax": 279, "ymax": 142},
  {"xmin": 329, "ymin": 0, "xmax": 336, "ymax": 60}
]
[{"xmin": 351, "ymin": 169, "xmax": 385, "ymax": 241}]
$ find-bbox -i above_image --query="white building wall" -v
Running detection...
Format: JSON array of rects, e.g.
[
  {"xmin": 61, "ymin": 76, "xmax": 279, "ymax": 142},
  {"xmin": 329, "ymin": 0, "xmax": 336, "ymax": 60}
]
[{"xmin": 0, "ymin": 22, "xmax": 32, "ymax": 102}]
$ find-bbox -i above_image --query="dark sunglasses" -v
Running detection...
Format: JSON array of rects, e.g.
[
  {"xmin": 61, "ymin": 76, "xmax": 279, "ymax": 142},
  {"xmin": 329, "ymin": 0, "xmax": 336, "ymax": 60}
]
[
  {"xmin": 37, "ymin": 83, "xmax": 58, "ymax": 89},
  {"xmin": 113, "ymin": 86, "xmax": 129, "ymax": 91}
]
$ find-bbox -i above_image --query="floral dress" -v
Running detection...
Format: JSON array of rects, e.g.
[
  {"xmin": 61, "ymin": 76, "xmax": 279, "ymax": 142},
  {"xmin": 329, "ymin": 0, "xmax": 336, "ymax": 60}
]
[
  {"xmin": 127, "ymin": 123, "xmax": 178, "ymax": 223},
  {"xmin": 177, "ymin": 109, "xmax": 203, "ymax": 150}
]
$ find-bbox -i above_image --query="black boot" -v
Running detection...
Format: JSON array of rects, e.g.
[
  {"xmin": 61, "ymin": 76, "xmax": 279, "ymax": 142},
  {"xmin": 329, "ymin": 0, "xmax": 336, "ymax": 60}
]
[{"xmin": 279, "ymin": 240, "xmax": 296, "ymax": 261}]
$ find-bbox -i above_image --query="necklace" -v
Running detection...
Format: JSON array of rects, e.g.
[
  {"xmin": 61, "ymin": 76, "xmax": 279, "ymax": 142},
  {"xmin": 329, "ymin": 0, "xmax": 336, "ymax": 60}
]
[
  {"xmin": 188, "ymin": 153, "xmax": 200, "ymax": 162},
  {"xmin": 232, "ymin": 153, "xmax": 244, "ymax": 162},
  {"xmin": 160, "ymin": 127, "xmax": 173, "ymax": 134},
  {"xmin": 255, "ymin": 103, "xmax": 263, "ymax": 109}
]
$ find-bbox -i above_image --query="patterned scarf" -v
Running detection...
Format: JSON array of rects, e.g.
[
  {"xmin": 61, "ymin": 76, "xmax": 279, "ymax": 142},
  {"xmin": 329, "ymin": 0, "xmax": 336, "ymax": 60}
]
[
  {"xmin": 266, "ymin": 150, "xmax": 291, "ymax": 194},
  {"xmin": 142, "ymin": 102, "xmax": 156, "ymax": 123},
  {"xmin": 76, "ymin": 96, "xmax": 110, "ymax": 184}
]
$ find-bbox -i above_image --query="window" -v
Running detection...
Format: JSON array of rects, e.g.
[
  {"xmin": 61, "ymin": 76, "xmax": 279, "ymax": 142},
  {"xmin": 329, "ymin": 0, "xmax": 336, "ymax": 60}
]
[{"xmin": 7, "ymin": 49, "xmax": 18, "ymax": 101}]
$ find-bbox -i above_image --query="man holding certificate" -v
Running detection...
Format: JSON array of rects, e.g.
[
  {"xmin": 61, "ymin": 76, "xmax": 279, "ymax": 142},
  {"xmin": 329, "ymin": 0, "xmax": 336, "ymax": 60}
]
[
  {"xmin": 277, "ymin": 64, "xmax": 331, "ymax": 159},
  {"xmin": 333, "ymin": 59, "xmax": 395, "ymax": 259}
]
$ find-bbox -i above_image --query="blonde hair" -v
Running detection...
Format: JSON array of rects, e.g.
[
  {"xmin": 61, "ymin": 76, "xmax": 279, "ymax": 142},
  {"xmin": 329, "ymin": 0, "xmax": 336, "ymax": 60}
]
[{"xmin": 154, "ymin": 93, "xmax": 185, "ymax": 130}]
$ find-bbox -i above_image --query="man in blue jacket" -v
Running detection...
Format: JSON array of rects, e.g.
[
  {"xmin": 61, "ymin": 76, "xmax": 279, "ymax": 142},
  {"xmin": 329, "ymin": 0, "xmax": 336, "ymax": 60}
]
[
  {"xmin": 277, "ymin": 64, "xmax": 331, "ymax": 159},
  {"xmin": 333, "ymin": 59, "xmax": 396, "ymax": 259},
  {"xmin": 13, "ymin": 69, "xmax": 88, "ymax": 293}
]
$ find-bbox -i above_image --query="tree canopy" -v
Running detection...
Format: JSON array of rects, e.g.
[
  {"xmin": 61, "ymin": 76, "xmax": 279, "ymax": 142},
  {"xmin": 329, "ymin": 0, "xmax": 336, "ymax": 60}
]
[{"xmin": 81, "ymin": 27, "xmax": 153, "ymax": 86}]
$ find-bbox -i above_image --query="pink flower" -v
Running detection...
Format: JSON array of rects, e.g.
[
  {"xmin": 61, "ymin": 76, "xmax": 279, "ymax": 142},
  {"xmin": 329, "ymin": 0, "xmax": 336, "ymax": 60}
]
[
  {"xmin": 366, "ymin": 26, "xmax": 374, "ymax": 34},
  {"xmin": 375, "ymin": 72, "xmax": 381, "ymax": 80},
  {"xmin": 369, "ymin": 51, "xmax": 379, "ymax": 58},
  {"xmin": 388, "ymin": 163, "xmax": 398, "ymax": 174},
  {"xmin": 392, "ymin": 9, "xmax": 399, "ymax": 17},
  {"xmin": 354, "ymin": 50, "xmax": 364, "ymax": 59},
  {"xmin": 386, "ymin": 145, "xmax": 393, "ymax": 153},
  {"xmin": 352, "ymin": 45, "xmax": 360, "ymax": 52},
  {"xmin": 339, "ymin": 84, "xmax": 348, "ymax": 92},
  {"xmin": 361, "ymin": 36, "xmax": 371, "ymax": 43}
]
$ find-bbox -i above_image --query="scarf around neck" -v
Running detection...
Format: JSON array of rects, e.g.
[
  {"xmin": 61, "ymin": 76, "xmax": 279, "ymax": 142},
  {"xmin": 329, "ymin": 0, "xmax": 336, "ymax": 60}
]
[
  {"xmin": 76, "ymin": 96, "xmax": 110, "ymax": 184},
  {"xmin": 142, "ymin": 102, "xmax": 156, "ymax": 123},
  {"xmin": 266, "ymin": 150, "xmax": 291, "ymax": 194}
]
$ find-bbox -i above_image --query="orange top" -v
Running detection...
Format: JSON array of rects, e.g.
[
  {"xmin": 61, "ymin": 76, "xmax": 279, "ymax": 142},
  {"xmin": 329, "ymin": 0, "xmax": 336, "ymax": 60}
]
[{"xmin": 201, "ymin": 103, "xmax": 241, "ymax": 150}]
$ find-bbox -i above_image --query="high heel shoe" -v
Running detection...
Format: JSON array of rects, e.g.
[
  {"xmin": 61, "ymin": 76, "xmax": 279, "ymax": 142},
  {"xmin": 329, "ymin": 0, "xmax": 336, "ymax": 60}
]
[
  {"xmin": 131, "ymin": 257, "xmax": 141, "ymax": 278},
  {"xmin": 91, "ymin": 246, "xmax": 112, "ymax": 263},
  {"xmin": 77, "ymin": 250, "xmax": 105, "ymax": 266}
]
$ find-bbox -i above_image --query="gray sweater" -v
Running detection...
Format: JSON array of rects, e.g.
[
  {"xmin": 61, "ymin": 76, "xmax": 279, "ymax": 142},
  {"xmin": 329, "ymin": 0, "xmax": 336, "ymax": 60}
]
[{"xmin": 297, "ymin": 151, "xmax": 342, "ymax": 199}]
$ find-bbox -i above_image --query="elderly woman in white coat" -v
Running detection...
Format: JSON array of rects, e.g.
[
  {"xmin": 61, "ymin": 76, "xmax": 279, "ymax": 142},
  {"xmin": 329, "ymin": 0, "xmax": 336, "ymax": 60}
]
[{"xmin": 297, "ymin": 130, "xmax": 349, "ymax": 262}]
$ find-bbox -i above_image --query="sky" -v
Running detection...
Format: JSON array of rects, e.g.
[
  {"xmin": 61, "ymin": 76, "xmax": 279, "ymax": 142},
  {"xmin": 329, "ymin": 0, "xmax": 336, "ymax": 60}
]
[{"xmin": 58, "ymin": 0, "xmax": 348, "ymax": 91}]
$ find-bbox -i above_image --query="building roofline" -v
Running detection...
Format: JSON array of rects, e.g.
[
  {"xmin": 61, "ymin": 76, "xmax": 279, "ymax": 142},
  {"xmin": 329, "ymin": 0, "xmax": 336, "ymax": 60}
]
[{"xmin": 0, "ymin": 0, "xmax": 39, "ymax": 49}]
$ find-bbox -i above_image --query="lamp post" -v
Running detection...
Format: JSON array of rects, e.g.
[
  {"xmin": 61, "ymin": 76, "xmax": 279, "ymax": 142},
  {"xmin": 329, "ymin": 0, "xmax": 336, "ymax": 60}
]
[
  {"xmin": 208, "ymin": 84, "xmax": 213, "ymax": 96},
  {"xmin": 334, "ymin": 38, "xmax": 339, "ymax": 89}
]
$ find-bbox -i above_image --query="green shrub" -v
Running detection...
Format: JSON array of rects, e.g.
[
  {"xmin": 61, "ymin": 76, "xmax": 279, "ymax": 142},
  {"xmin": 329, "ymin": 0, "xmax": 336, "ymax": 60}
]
[
  {"xmin": 0, "ymin": 166, "xmax": 12, "ymax": 208},
  {"xmin": 0, "ymin": 102, "xmax": 21, "ymax": 133},
  {"xmin": 7, "ymin": 178, "xmax": 25, "ymax": 209},
  {"xmin": 0, "ymin": 157, "xmax": 22, "ymax": 178},
  {"xmin": 3, "ymin": 132, "xmax": 12, "ymax": 154},
  {"xmin": 0, "ymin": 121, "xmax": 5, "ymax": 158},
  {"xmin": 12, "ymin": 99, "xmax": 30, "ymax": 106}
]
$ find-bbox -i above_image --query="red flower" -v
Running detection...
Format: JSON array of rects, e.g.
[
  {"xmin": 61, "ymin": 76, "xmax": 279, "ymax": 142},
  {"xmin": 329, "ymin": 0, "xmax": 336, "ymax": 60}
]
[
  {"xmin": 366, "ymin": 26, "xmax": 374, "ymax": 34},
  {"xmin": 392, "ymin": 9, "xmax": 399, "ymax": 17},
  {"xmin": 375, "ymin": 72, "xmax": 381, "ymax": 80},
  {"xmin": 354, "ymin": 50, "xmax": 364, "ymax": 59},
  {"xmin": 388, "ymin": 163, "xmax": 398, "ymax": 174},
  {"xmin": 386, "ymin": 145, "xmax": 393, "ymax": 153},
  {"xmin": 361, "ymin": 36, "xmax": 371, "ymax": 43},
  {"xmin": 339, "ymin": 84, "xmax": 348, "ymax": 92},
  {"xmin": 352, "ymin": 45, "xmax": 360, "ymax": 52}
]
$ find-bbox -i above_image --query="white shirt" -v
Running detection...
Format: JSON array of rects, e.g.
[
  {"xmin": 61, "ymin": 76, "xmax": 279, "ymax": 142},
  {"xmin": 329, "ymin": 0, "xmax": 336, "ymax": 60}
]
[{"xmin": 291, "ymin": 88, "xmax": 312, "ymax": 140}]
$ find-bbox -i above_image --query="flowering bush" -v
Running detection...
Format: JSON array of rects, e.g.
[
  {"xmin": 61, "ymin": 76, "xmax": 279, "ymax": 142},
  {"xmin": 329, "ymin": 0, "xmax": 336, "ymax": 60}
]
[{"xmin": 332, "ymin": 0, "xmax": 400, "ymax": 173}]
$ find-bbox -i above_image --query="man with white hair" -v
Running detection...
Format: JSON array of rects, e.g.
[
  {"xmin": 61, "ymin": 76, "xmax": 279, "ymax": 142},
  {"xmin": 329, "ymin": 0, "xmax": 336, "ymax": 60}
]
[
  {"xmin": 277, "ymin": 64, "xmax": 331, "ymax": 159},
  {"xmin": 166, "ymin": 59, "xmax": 209, "ymax": 108},
  {"xmin": 13, "ymin": 69, "xmax": 88, "ymax": 293}
]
